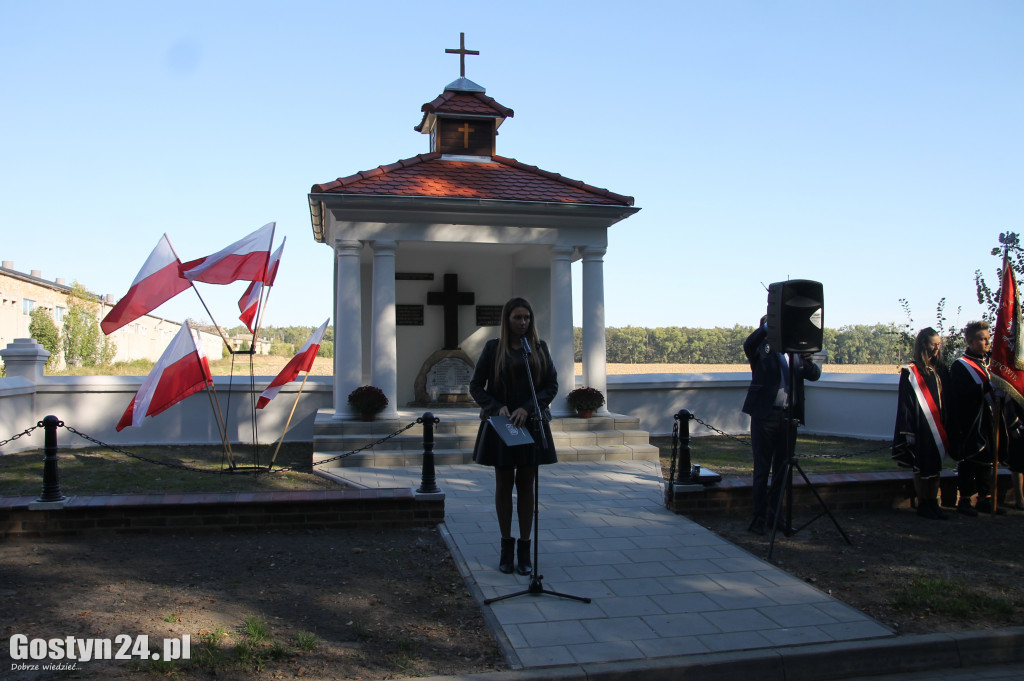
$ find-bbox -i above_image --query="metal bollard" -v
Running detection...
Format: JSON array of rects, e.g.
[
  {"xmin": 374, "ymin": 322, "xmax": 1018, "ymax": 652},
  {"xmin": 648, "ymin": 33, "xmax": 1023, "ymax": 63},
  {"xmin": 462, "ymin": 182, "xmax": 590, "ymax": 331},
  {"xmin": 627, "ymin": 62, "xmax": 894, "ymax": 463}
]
[
  {"xmin": 37, "ymin": 415, "xmax": 66, "ymax": 503},
  {"xmin": 674, "ymin": 409, "xmax": 696, "ymax": 485},
  {"xmin": 416, "ymin": 412, "xmax": 441, "ymax": 494}
]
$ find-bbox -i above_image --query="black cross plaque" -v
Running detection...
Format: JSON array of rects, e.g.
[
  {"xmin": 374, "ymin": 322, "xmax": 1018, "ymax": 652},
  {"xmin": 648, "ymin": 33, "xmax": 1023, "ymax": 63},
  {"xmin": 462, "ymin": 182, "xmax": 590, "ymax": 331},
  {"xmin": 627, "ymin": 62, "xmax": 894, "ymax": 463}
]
[{"xmin": 427, "ymin": 273, "xmax": 475, "ymax": 349}]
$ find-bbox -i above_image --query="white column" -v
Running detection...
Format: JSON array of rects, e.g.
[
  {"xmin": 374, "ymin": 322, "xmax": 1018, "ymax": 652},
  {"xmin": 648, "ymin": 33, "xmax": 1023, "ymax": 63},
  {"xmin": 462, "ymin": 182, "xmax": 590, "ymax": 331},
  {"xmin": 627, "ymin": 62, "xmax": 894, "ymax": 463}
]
[
  {"xmin": 581, "ymin": 246, "xmax": 608, "ymax": 411},
  {"xmin": 549, "ymin": 246, "xmax": 575, "ymax": 416},
  {"xmin": 370, "ymin": 239, "xmax": 399, "ymax": 419},
  {"xmin": 334, "ymin": 239, "xmax": 362, "ymax": 419}
]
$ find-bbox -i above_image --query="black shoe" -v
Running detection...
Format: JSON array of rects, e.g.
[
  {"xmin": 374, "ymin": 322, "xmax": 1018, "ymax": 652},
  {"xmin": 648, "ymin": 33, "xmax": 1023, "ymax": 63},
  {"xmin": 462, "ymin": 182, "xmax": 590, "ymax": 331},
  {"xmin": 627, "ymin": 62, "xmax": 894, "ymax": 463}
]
[
  {"xmin": 917, "ymin": 500, "xmax": 945, "ymax": 520},
  {"xmin": 516, "ymin": 539, "xmax": 532, "ymax": 576},
  {"xmin": 499, "ymin": 537, "xmax": 516, "ymax": 574},
  {"xmin": 748, "ymin": 519, "xmax": 766, "ymax": 536},
  {"xmin": 976, "ymin": 499, "xmax": 1007, "ymax": 515},
  {"xmin": 957, "ymin": 502, "xmax": 978, "ymax": 517}
]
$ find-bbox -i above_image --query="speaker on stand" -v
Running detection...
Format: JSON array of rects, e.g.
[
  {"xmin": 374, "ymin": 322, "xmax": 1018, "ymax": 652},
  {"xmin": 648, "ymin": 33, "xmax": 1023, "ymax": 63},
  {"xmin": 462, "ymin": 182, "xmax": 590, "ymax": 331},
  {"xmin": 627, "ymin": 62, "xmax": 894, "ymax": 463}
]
[{"xmin": 760, "ymin": 280, "xmax": 850, "ymax": 559}]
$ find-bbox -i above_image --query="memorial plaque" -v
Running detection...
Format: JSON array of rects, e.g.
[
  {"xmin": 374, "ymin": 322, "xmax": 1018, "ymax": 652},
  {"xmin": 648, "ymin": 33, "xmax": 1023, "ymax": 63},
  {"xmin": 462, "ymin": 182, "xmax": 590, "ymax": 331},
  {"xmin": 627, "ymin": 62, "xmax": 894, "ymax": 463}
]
[
  {"xmin": 396, "ymin": 305, "xmax": 424, "ymax": 326},
  {"xmin": 396, "ymin": 272, "xmax": 434, "ymax": 281},
  {"xmin": 426, "ymin": 357, "xmax": 474, "ymax": 400},
  {"xmin": 476, "ymin": 305, "xmax": 504, "ymax": 327}
]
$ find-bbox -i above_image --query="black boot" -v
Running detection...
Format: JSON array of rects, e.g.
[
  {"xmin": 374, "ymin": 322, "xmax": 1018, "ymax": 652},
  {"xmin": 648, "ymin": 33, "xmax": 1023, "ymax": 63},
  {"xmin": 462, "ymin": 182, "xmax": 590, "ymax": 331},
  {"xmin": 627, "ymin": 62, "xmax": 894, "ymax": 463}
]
[
  {"xmin": 499, "ymin": 537, "xmax": 516, "ymax": 574},
  {"xmin": 516, "ymin": 539, "xmax": 532, "ymax": 576}
]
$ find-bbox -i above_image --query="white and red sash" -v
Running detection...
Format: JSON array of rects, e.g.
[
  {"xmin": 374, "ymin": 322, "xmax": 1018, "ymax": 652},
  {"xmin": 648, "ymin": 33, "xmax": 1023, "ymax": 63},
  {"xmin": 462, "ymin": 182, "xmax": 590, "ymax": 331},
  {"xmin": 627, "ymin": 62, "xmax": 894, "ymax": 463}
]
[
  {"xmin": 905, "ymin": 363, "xmax": 949, "ymax": 456},
  {"xmin": 957, "ymin": 355, "xmax": 994, "ymax": 406}
]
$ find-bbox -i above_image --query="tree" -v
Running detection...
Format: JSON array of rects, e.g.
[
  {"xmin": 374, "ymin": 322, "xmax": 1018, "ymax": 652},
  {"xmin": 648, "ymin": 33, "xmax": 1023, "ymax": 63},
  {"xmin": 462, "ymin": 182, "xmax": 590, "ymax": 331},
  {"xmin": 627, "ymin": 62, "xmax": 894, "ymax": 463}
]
[
  {"xmin": 29, "ymin": 307, "xmax": 61, "ymax": 368},
  {"xmin": 62, "ymin": 281, "xmax": 116, "ymax": 367},
  {"xmin": 976, "ymin": 231, "xmax": 1024, "ymax": 321}
]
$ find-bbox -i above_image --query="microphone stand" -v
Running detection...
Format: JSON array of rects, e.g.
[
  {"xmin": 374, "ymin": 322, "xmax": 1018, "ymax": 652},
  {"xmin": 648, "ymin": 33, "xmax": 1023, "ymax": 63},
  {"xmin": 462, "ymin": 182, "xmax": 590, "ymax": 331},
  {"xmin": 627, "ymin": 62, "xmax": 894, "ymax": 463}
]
[{"xmin": 484, "ymin": 337, "xmax": 591, "ymax": 605}]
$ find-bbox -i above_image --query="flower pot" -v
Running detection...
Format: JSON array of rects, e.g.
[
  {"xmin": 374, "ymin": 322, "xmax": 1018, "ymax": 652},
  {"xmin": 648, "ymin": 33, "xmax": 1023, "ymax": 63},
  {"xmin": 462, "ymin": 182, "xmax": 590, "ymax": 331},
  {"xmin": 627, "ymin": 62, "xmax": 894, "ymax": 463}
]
[{"xmin": 576, "ymin": 409, "xmax": 594, "ymax": 419}]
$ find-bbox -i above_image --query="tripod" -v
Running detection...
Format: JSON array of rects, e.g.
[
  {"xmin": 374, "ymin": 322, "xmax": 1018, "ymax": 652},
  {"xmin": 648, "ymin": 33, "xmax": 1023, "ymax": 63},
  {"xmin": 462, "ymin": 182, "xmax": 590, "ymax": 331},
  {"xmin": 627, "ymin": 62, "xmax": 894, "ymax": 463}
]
[
  {"xmin": 766, "ymin": 352, "xmax": 852, "ymax": 560},
  {"xmin": 484, "ymin": 340, "xmax": 591, "ymax": 606}
]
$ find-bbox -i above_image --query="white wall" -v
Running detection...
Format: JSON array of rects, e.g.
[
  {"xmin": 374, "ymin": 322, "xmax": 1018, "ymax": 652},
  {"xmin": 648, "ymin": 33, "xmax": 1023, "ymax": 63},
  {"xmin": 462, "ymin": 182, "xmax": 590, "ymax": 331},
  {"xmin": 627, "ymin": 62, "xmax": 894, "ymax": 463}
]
[{"xmin": 0, "ymin": 369, "xmax": 899, "ymax": 455}]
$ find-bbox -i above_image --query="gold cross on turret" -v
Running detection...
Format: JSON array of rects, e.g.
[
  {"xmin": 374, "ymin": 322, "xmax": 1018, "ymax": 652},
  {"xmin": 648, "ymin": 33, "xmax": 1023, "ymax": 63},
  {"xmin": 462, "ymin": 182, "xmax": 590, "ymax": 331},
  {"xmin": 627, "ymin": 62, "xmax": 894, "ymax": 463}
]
[{"xmin": 445, "ymin": 32, "xmax": 479, "ymax": 78}]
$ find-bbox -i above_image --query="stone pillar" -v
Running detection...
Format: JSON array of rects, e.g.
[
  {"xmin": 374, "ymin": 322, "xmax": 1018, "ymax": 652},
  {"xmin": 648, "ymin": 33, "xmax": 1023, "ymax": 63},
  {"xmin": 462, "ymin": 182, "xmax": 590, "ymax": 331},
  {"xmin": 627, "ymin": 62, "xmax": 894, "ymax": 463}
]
[
  {"xmin": 334, "ymin": 239, "xmax": 362, "ymax": 419},
  {"xmin": 581, "ymin": 246, "xmax": 608, "ymax": 411},
  {"xmin": 0, "ymin": 338, "xmax": 50, "ymax": 383},
  {"xmin": 549, "ymin": 246, "xmax": 575, "ymax": 416},
  {"xmin": 370, "ymin": 239, "xmax": 399, "ymax": 419}
]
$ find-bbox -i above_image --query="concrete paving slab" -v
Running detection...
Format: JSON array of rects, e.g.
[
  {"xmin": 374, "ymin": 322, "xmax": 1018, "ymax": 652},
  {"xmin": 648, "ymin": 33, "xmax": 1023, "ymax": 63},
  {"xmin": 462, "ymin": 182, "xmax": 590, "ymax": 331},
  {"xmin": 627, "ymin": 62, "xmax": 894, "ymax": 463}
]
[{"xmin": 324, "ymin": 460, "xmax": 895, "ymax": 670}]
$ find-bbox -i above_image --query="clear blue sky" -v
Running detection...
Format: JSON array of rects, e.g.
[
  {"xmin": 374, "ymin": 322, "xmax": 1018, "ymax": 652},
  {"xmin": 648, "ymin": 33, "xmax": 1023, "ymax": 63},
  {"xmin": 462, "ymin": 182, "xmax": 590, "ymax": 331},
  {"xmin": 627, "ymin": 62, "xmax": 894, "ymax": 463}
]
[{"xmin": 1, "ymin": 1, "xmax": 1020, "ymax": 333}]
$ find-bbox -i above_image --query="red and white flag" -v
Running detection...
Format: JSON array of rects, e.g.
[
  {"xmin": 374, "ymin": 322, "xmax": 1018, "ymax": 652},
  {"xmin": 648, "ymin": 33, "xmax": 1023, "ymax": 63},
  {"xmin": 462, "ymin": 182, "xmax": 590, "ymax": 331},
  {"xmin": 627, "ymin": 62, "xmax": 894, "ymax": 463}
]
[
  {"xmin": 237, "ymin": 238, "xmax": 285, "ymax": 332},
  {"xmin": 180, "ymin": 222, "xmax": 275, "ymax": 285},
  {"xmin": 256, "ymin": 319, "xmax": 328, "ymax": 409},
  {"xmin": 116, "ymin": 322, "xmax": 213, "ymax": 430},
  {"xmin": 990, "ymin": 259, "xmax": 1024, "ymax": 406},
  {"xmin": 101, "ymin": 234, "xmax": 192, "ymax": 335}
]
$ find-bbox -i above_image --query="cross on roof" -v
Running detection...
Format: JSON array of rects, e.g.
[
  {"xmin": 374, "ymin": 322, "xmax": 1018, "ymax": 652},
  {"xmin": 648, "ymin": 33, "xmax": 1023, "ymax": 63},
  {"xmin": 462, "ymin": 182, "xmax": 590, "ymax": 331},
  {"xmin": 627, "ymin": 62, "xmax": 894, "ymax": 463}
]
[
  {"xmin": 445, "ymin": 32, "xmax": 479, "ymax": 78},
  {"xmin": 427, "ymin": 273, "xmax": 475, "ymax": 349}
]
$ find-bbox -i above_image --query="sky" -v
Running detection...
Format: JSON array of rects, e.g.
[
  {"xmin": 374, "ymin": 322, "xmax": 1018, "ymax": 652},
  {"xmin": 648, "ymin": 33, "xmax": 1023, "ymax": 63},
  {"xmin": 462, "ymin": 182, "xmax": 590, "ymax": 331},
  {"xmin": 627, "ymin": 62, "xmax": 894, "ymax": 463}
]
[{"xmin": 1, "ymin": 1, "xmax": 1021, "ymax": 334}]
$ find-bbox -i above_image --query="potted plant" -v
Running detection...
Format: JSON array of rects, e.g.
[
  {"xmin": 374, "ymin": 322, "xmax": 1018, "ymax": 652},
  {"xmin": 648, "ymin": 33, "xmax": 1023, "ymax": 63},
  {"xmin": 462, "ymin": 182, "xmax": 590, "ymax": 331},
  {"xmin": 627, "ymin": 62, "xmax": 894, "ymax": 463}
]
[
  {"xmin": 566, "ymin": 386, "xmax": 604, "ymax": 418},
  {"xmin": 348, "ymin": 385, "xmax": 388, "ymax": 421}
]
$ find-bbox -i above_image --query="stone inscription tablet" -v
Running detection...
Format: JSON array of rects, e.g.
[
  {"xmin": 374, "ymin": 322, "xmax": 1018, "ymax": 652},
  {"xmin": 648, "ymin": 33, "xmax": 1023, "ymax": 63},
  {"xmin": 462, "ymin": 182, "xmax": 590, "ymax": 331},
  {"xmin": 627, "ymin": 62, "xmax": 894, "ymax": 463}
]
[
  {"xmin": 426, "ymin": 357, "xmax": 474, "ymax": 398},
  {"xmin": 396, "ymin": 305, "xmax": 424, "ymax": 326},
  {"xmin": 476, "ymin": 305, "xmax": 504, "ymax": 327}
]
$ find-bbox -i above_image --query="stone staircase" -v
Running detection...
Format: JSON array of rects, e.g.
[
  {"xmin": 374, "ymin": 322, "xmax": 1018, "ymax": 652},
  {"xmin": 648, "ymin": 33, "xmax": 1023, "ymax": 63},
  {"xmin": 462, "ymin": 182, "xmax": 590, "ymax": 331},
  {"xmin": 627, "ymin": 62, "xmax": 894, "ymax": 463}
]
[{"xmin": 312, "ymin": 408, "xmax": 660, "ymax": 469}]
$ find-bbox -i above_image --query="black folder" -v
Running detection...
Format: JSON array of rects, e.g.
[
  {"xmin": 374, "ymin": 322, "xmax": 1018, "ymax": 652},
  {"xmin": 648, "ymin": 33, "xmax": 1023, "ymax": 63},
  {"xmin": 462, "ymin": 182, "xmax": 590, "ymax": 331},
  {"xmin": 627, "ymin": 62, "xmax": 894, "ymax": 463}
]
[{"xmin": 487, "ymin": 415, "xmax": 535, "ymax": 446}]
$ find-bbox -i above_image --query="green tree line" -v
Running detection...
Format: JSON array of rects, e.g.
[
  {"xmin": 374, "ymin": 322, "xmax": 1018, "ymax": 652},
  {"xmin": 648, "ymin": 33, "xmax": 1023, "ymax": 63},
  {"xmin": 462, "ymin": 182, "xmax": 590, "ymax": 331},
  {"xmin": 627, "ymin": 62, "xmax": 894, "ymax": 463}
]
[{"xmin": 574, "ymin": 323, "xmax": 912, "ymax": 365}]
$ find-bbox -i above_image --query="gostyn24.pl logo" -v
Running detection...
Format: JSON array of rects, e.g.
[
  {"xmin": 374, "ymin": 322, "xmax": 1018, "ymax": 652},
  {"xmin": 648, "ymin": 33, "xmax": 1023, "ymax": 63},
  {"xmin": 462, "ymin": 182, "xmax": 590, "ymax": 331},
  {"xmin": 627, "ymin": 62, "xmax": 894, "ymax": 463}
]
[{"xmin": 9, "ymin": 634, "xmax": 190, "ymax": 670}]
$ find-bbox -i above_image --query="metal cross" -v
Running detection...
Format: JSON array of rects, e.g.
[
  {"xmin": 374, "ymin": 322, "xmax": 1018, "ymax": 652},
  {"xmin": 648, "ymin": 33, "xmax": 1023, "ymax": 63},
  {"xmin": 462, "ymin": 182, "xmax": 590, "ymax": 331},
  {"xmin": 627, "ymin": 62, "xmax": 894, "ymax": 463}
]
[{"xmin": 445, "ymin": 32, "xmax": 479, "ymax": 78}]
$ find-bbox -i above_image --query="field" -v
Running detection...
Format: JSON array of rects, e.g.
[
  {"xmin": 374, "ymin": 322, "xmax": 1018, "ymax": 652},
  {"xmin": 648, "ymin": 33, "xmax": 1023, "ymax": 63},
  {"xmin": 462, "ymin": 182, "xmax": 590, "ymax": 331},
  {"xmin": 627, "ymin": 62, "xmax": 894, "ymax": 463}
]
[{"xmin": 198, "ymin": 357, "xmax": 897, "ymax": 378}]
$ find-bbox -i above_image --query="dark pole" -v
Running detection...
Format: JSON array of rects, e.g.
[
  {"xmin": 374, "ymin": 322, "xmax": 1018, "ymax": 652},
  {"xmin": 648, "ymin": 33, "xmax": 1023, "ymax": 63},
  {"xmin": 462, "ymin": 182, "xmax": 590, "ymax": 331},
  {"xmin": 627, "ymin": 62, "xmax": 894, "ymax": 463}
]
[
  {"xmin": 674, "ymin": 409, "xmax": 695, "ymax": 485},
  {"xmin": 36, "ymin": 415, "xmax": 66, "ymax": 503},
  {"xmin": 416, "ymin": 412, "xmax": 440, "ymax": 494}
]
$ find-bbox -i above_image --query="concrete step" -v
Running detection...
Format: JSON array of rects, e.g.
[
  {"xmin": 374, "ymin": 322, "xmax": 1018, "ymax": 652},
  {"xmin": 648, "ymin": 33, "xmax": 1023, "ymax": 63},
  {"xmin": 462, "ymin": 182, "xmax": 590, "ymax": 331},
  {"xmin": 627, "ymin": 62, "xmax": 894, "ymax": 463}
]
[{"xmin": 312, "ymin": 408, "xmax": 660, "ymax": 468}]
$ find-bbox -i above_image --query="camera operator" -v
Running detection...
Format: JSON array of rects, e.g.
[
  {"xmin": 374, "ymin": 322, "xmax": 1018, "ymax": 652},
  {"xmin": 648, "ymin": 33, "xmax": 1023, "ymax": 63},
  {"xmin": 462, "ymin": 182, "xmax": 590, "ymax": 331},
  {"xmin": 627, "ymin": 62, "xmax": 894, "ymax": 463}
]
[{"xmin": 742, "ymin": 316, "xmax": 821, "ymax": 535}]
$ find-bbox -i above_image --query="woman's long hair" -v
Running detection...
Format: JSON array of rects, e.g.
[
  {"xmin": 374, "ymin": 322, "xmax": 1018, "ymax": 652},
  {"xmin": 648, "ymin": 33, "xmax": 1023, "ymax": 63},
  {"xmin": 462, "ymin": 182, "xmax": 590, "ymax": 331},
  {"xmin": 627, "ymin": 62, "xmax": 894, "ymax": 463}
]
[
  {"xmin": 494, "ymin": 297, "xmax": 546, "ymax": 387},
  {"xmin": 913, "ymin": 327, "xmax": 941, "ymax": 374}
]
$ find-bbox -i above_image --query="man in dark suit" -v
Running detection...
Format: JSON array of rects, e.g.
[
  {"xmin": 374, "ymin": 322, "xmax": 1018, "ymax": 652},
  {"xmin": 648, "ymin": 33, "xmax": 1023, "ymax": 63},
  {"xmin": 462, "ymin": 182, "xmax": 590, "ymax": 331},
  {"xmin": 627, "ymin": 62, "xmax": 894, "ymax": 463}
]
[{"xmin": 742, "ymin": 316, "xmax": 822, "ymax": 535}]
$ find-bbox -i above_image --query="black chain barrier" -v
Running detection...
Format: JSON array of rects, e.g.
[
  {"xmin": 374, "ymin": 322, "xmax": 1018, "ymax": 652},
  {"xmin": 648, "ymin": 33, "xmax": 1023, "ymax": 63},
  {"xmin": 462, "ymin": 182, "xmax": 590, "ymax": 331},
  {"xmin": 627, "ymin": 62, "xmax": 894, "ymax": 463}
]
[
  {"xmin": 0, "ymin": 420, "xmax": 423, "ymax": 477},
  {"xmin": 0, "ymin": 424, "xmax": 42, "ymax": 451},
  {"xmin": 688, "ymin": 413, "xmax": 891, "ymax": 460}
]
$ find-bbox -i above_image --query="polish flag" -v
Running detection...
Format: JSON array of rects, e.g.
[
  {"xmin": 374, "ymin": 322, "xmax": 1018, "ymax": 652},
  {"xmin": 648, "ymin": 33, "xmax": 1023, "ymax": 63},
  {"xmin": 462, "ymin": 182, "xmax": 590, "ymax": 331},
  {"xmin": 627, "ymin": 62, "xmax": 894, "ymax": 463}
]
[
  {"xmin": 180, "ymin": 222, "xmax": 275, "ymax": 285},
  {"xmin": 101, "ymin": 234, "xmax": 192, "ymax": 335},
  {"xmin": 991, "ymin": 260, "xmax": 1024, "ymax": 406},
  {"xmin": 116, "ymin": 322, "xmax": 213, "ymax": 430},
  {"xmin": 238, "ymin": 238, "xmax": 285, "ymax": 332},
  {"xmin": 257, "ymin": 319, "xmax": 329, "ymax": 409}
]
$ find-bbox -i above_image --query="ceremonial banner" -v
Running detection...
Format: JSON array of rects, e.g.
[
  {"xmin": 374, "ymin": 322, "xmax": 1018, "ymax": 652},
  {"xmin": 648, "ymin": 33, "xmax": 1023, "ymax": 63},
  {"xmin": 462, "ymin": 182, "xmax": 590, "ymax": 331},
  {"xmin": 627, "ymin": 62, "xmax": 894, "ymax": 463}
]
[
  {"xmin": 101, "ymin": 234, "xmax": 192, "ymax": 334},
  {"xmin": 990, "ymin": 261, "xmax": 1024, "ymax": 407},
  {"xmin": 180, "ymin": 222, "xmax": 275, "ymax": 285},
  {"xmin": 116, "ymin": 323, "xmax": 213, "ymax": 430},
  {"xmin": 256, "ymin": 319, "xmax": 329, "ymax": 409}
]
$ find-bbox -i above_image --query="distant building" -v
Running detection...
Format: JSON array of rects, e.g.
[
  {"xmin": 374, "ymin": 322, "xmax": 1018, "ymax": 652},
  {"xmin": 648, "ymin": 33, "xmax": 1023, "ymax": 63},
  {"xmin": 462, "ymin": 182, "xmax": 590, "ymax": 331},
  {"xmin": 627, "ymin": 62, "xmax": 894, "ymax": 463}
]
[
  {"xmin": 226, "ymin": 334, "xmax": 272, "ymax": 355},
  {"xmin": 0, "ymin": 261, "xmax": 223, "ymax": 370}
]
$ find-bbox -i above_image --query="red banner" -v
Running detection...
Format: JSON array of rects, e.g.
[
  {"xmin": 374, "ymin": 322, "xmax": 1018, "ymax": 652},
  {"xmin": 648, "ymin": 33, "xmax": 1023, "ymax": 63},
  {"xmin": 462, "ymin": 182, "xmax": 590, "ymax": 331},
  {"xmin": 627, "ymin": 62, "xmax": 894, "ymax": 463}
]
[{"xmin": 990, "ymin": 260, "xmax": 1024, "ymax": 407}]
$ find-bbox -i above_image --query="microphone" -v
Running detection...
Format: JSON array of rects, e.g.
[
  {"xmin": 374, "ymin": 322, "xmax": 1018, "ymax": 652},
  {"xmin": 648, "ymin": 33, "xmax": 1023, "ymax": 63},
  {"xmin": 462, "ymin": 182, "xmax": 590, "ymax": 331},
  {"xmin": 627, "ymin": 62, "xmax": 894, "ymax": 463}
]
[{"xmin": 521, "ymin": 337, "xmax": 532, "ymax": 355}]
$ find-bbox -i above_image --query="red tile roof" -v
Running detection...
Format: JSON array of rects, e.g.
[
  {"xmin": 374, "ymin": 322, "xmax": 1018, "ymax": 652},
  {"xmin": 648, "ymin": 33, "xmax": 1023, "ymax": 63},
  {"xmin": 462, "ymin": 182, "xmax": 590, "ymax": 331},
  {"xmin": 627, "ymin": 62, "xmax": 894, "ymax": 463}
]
[
  {"xmin": 311, "ymin": 153, "xmax": 634, "ymax": 206},
  {"xmin": 414, "ymin": 91, "xmax": 514, "ymax": 132}
]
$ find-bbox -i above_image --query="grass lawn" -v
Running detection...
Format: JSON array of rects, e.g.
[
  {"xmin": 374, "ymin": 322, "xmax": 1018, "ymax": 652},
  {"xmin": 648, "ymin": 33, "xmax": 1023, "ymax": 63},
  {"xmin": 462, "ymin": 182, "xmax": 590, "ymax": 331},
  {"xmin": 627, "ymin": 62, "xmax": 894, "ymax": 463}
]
[
  {"xmin": 0, "ymin": 442, "xmax": 338, "ymax": 497},
  {"xmin": 652, "ymin": 433, "xmax": 893, "ymax": 478},
  {"xmin": 1, "ymin": 433, "xmax": 895, "ymax": 498}
]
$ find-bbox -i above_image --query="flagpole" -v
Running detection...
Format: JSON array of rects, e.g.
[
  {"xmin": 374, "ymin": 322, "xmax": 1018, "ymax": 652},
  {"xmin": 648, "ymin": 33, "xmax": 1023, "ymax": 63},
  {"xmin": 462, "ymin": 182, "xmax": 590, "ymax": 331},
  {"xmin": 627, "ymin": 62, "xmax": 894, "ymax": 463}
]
[
  {"xmin": 205, "ymin": 381, "xmax": 237, "ymax": 468},
  {"xmin": 165, "ymin": 239, "xmax": 233, "ymax": 353},
  {"xmin": 268, "ymin": 371, "xmax": 311, "ymax": 470},
  {"xmin": 992, "ymin": 246, "xmax": 1012, "ymax": 511}
]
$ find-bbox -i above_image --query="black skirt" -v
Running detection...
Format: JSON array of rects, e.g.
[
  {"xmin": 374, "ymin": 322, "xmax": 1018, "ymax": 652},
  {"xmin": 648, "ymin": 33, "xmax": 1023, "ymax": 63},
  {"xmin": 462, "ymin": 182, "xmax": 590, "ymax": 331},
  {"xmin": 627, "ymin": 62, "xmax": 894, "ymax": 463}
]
[{"xmin": 472, "ymin": 418, "xmax": 557, "ymax": 468}]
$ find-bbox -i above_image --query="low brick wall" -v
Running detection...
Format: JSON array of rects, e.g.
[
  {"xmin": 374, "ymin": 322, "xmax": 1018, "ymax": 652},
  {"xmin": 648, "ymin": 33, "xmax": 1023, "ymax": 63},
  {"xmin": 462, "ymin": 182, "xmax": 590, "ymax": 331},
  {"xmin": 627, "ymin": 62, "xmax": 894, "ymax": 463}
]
[
  {"xmin": 0, "ymin": 489, "xmax": 444, "ymax": 539},
  {"xmin": 668, "ymin": 469, "xmax": 1015, "ymax": 517}
]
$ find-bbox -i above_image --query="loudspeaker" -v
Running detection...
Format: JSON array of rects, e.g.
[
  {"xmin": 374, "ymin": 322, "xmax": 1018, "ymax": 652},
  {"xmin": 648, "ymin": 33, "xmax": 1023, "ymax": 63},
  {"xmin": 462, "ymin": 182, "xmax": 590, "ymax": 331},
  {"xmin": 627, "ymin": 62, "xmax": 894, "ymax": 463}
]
[{"xmin": 766, "ymin": 280, "xmax": 824, "ymax": 353}]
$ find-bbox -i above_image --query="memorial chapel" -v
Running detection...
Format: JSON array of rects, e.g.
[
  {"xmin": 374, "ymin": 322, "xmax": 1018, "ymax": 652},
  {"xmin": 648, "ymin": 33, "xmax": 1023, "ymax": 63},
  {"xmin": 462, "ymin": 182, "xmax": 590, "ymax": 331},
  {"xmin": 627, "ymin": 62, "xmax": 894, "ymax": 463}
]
[{"xmin": 307, "ymin": 36, "xmax": 639, "ymax": 425}]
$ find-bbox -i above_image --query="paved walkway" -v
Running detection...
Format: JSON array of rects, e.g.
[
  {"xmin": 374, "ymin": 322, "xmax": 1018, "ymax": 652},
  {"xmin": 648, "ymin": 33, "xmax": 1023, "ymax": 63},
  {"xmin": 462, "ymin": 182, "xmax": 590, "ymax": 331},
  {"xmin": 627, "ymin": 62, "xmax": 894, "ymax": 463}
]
[{"xmin": 325, "ymin": 460, "xmax": 894, "ymax": 668}]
